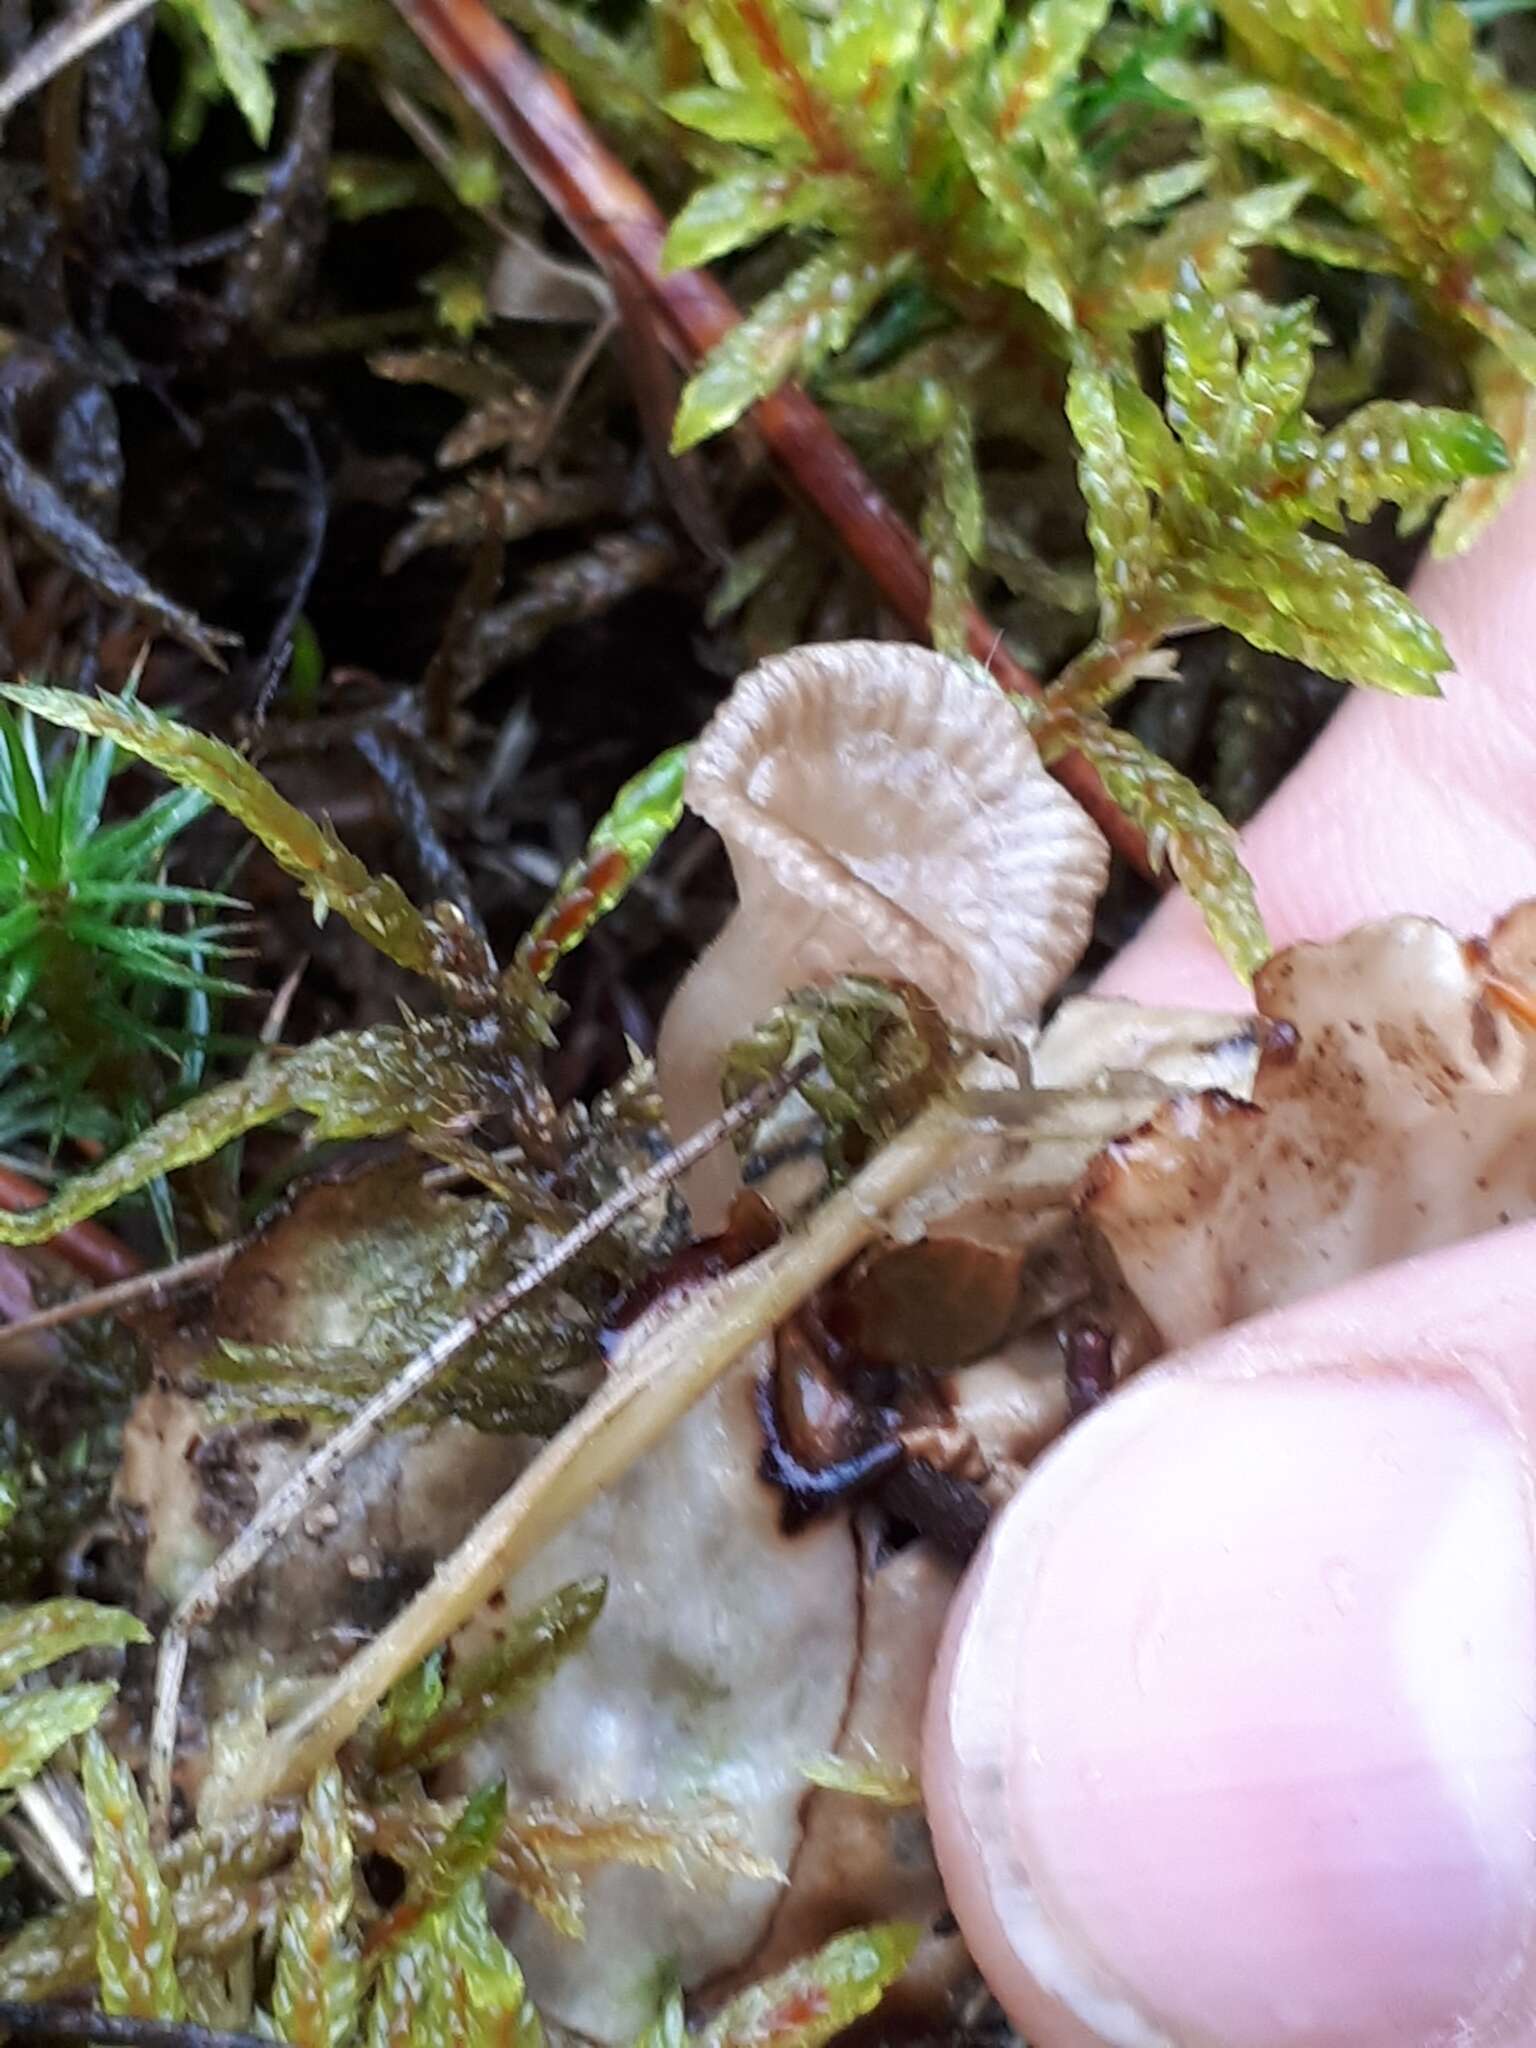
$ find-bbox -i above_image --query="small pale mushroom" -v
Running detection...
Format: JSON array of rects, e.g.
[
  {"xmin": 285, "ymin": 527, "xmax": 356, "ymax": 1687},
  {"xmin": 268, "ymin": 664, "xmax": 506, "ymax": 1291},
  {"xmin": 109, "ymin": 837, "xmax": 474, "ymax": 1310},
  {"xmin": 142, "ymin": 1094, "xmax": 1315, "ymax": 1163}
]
[{"xmin": 657, "ymin": 641, "xmax": 1110, "ymax": 1230}]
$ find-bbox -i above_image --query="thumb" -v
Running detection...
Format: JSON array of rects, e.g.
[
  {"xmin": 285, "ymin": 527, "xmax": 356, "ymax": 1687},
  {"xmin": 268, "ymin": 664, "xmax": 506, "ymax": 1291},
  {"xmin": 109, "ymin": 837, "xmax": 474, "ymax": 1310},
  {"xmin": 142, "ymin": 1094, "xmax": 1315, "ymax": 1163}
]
[{"xmin": 925, "ymin": 1223, "xmax": 1536, "ymax": 2048}]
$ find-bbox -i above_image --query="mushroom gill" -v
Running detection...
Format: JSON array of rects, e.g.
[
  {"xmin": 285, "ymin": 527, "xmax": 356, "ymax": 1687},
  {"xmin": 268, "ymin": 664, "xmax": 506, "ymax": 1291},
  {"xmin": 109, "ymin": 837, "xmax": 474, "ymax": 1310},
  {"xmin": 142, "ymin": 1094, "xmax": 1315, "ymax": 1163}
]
[{"xmin": 657, "ymin": 642, "xmax": 1109, "ymax": 1229}]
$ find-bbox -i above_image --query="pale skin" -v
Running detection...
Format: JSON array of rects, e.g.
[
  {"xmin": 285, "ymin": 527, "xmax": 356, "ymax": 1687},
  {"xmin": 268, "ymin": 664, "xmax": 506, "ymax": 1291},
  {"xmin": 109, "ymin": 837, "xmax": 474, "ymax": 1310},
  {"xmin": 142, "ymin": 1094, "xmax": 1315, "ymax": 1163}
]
[{"xmin": 923, "ymin": 475, "xmax": 1536, "ymax": 2048}]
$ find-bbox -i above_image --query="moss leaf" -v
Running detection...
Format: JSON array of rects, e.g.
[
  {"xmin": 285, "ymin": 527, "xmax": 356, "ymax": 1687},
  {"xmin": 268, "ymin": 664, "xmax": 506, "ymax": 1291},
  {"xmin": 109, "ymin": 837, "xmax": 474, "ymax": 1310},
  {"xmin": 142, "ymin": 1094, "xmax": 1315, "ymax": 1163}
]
[
  {"xmin": 801, "ymin": 1751, "xmax": 920, "ymax": 1807},
  {"xmin": 1293, "ymin": 402, "xmax": 1509, "ymax": 525},
  {"xmin": 83, "ymin": 1732, "xmax": 183, "ymax": 2020},
  {"xmin": 0, "ymin": 1011, "xmax": 531, "ymax": 1247},
  {"xmin": 171, "ymin": 0, "xmax": 274, "ymax": 144},
  {"xmin": 1064, "ymin": 355, "xmax": 1154, "ymax": 612},
  {"xmin": 0, "ymin": 688, "xmax": 452, "ymax": 987},
  {"xmin": 0, "ymin": 1684, "xmax": 116, "ymax": 1798},
  {"xmin": 369, "ymin": 1782, "xmax": 506, "ymax": 1960},
  {"xmin": 923, "ymin": 399, "xmax": 984, "ymax": 651},
  {"xmin": 632, "ymin": 1987, "xmax": 687, "ymax": 2048},
  {"xmin": 364, "ymin": 1942, "xmax": 434, "ymax": 2048},
  {"xmin": 375, "ymin": 1580, "xmax": 606, "ymax": 1776},
  {"xmin": 947, "ymin": 105, "xmax": 1078, "ymax": 330},
  {"xmin": 663, "ymin": 166, "xmax": 851, "ymax": 271},
  {"xmin": 1176, "ymin": 534, "xmax": 1451, "ymax": 697},
  {"xmin": 1042, "ymin": 713, "xmax": 1269, "ymax": 983},
  {"xmin": 993, "ymin": 0, "xmax": 1114, "ymax": 136},
  {"xmin": 271, "ymin": 1765, "xmax": 359, "ymax": 2048},
  {"xmin": 0, "ymin": 1598, "xmax": 148, "ymax": 1693},
  {"xmin": 519, "ymin": 745, "xmax": 689, "ymax": 981},
  {"xmin": 672, "ymin": 251, "xmax": 907, "ymax": 450},
  {"xmin": 1236, "ymin": 298, "xmax": 1319, "ymax": 443},
  {"xmin": 1163, "ymin": 271, "xmax": 1241, "ymax": 462},
  {"xmin": 440, "ymin": 1883, "xmax": 545, "ymax": 2048},
  {"xmin": 1435, "ymin": 348, "xmax": 1536, "ymax": 555},
  {"xmin": 697, "ymin": 1922, "xmax": 920, "ymax": 2048}
]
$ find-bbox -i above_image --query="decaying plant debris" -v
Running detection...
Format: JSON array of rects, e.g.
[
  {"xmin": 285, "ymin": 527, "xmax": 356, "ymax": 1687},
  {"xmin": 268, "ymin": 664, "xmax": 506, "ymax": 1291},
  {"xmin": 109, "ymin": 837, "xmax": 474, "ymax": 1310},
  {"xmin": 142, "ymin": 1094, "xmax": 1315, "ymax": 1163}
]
[{"xmin": 3, "ymin": 0, "xmax": 1536, "ymax": 2043}]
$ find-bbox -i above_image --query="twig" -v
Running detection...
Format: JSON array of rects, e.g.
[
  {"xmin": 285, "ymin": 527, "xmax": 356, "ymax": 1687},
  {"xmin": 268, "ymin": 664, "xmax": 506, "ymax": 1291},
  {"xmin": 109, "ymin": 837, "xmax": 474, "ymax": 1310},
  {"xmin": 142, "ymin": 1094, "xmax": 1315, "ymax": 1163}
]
[
  {"xmin": 0, "ymin": 2003, "xmax": 269, "ymax": 2048},
  {"xmin": 0, "ymin": 0, "xmax": 156, "ymax": 127},
  {"xmin": 389, "ymin": 0, "xmax": 1149, "ymax": 876},
  {"xmin": 0, "ymin": 1167, "xmax": 142, "ymax": 1285},
  {"xmin": 0, "ymin": 1242, "xmax": 237, "ymax": 1357},
  {"xmin": 148, "ymin": 1056, "xmax": 814, "ymax": 1829},
  {"xmin": 209, "ymin": 1089, "xmax": 973, "ymax": 1818}
]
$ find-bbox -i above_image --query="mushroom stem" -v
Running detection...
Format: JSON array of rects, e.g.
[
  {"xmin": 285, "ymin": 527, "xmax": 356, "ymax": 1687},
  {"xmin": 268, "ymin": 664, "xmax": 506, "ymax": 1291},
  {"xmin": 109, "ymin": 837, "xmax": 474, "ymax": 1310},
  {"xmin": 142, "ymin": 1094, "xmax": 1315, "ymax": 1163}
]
[
  {"xmin": 211, "ymin": 1095, "xmax": 975, "ymax": 1817},
  {"xmin": 657, "ymin": 913, "xmax": 804, "ymax": 1228}
]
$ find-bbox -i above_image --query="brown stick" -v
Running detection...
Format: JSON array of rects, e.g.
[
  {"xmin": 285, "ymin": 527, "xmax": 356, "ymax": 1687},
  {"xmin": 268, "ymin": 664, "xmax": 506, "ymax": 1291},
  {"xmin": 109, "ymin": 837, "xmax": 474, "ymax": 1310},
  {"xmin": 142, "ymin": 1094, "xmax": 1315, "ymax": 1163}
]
[
  {"xmin": 390, "ymin": 0, "xmax": 1149, "ymax": 874},
  {"xmin": 0, "ymin": 1240, "xmax": 237, "ymax": 1355}
]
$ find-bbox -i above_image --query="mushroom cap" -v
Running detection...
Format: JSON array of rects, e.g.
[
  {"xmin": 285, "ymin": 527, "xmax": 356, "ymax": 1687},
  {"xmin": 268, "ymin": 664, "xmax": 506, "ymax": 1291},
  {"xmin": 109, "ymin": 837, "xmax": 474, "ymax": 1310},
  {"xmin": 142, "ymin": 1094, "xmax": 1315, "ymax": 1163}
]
[{"xmin": 687, "ymin": 642, "xmax": 1109, "ymax": 1041}]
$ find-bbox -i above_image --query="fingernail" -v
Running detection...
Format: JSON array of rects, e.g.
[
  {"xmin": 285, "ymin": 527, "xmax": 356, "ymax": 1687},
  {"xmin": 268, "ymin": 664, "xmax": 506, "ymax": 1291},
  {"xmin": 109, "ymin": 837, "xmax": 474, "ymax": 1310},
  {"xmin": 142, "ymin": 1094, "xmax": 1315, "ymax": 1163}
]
[{"xmin": 927, "ymin": 1367, "xmax": 1536, "ymax": 2048}]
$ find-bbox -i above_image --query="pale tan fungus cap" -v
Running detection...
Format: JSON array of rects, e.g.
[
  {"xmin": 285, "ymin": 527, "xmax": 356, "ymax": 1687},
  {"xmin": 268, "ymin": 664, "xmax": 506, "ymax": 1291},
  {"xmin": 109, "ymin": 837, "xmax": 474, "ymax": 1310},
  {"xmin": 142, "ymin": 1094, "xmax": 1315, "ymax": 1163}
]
[{"xmin": 657, "ymin": 641, "xmax": 1110, "ymax": 1228}]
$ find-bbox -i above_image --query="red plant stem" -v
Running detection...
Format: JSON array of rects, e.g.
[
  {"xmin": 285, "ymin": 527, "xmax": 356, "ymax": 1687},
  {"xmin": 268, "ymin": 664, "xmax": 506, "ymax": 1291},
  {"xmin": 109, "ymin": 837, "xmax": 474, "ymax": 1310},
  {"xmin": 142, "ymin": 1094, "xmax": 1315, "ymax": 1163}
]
[
  {"xmin": 391, "ymin": 0, "xmax": 1150, "ymax": 875},
  {"xmin": 0, "ymin": 1164, "xmax": 143, "ymax": 1283}
]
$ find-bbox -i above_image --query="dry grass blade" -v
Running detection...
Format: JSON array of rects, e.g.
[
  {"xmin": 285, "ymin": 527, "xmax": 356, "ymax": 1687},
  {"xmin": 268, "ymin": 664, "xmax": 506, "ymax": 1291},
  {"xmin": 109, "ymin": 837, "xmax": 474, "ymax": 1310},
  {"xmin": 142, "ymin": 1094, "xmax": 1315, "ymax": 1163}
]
[
  {"xmin": 148, "ymin": 1058, "xmax": 815, "ymax": 1829},
  {"xmin": 0, "ymin": 0, "xmax": 157, "ymax": 126},
  {"xmin": 210, "ymin": 1093, "xmax": 972, "ymax": 1818}
]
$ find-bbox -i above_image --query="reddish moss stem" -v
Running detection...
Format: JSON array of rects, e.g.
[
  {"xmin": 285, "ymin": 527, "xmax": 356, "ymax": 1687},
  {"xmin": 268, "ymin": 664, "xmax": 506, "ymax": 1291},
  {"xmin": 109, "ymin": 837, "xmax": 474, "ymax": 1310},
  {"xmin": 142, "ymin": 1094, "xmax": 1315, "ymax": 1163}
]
[{"xmin": 390, "ymin": 0, "xmax": 1150, "ymax": 875}]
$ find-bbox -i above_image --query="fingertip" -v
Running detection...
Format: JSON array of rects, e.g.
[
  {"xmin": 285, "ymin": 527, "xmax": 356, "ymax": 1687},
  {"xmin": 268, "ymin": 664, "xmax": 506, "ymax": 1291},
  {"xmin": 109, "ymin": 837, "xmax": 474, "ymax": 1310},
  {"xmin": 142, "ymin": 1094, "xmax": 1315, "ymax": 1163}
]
[
  {"xmin": 1092, "ymin": 889, "xmax": 1252, "ymax": 1009},
  {"xmin": 925, "ymin": 1225, "xmax": 1536, "ymax": 2048},
  {"xmin": 924, "ymin": 1549, "xmax": 1111, "ymax": 2048}
]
